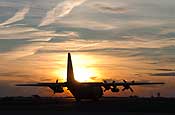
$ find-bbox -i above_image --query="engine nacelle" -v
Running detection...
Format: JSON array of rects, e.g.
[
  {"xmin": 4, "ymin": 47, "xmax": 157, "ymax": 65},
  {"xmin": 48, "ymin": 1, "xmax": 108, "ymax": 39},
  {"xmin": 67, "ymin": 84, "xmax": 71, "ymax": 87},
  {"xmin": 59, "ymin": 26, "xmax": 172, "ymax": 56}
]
[
  {"xmin": 104, "ymin": 85, "xmax": 110, "ymax": 91},
  {"xmin": 50, "ymin": 86, "xmax": 64, "ymax": 93},
  {"xmin": 111, "ymin": 88, "xmax": 119, "ymax": 92}
]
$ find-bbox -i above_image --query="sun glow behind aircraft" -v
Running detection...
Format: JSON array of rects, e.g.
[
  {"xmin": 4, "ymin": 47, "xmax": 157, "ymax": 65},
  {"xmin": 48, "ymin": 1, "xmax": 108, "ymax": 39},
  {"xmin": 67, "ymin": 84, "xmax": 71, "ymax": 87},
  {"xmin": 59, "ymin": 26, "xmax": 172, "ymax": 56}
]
[
  {"xmin": 54, "ymin": 53, "xmax": 101, "ymax": 82},
  {"xmin": 16, "ymin": 53, "xmax": 164, "ymax": 101}
]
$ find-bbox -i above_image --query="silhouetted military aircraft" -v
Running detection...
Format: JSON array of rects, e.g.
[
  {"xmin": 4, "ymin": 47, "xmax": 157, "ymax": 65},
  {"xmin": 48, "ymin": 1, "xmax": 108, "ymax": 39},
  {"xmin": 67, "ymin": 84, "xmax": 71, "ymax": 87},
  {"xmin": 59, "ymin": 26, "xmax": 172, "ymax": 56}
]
[{"xmin": 16, "ymin": 53, "xmax": 164, "ymax": 101}]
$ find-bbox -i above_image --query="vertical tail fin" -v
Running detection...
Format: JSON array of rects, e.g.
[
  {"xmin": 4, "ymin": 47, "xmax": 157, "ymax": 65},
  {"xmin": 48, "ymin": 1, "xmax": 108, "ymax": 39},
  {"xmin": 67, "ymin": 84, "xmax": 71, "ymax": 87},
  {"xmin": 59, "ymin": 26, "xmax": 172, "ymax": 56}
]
[{"xmin": 67, "ymin": 53, "xmax": 76, "ymax": 84}]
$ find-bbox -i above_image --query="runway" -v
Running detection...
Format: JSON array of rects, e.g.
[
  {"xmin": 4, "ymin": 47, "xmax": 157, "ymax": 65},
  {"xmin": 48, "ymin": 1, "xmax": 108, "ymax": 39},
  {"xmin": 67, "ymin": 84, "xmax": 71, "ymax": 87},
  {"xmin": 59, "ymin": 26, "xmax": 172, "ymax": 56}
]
[{"xmin": 0, "ymin": 96, "xmax": 175, "ymax": 114}]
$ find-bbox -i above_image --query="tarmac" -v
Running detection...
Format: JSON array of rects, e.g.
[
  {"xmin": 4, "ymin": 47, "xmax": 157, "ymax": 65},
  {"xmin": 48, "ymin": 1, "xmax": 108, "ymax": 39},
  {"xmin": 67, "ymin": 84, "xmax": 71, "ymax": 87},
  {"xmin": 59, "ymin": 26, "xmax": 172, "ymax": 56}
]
[{"xmin": 0, "ymin": 96, "xmax": 175, "ymax": 115}]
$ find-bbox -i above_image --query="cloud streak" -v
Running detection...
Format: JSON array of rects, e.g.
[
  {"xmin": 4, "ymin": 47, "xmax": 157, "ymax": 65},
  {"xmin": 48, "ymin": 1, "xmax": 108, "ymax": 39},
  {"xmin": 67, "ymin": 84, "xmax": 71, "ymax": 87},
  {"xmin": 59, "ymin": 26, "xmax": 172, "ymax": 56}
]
[
  {"xmin": 0, "ymin": 43, "xmax": 43, "ymax": 60},
  {"xmin": 150, "ymin": 72, "xmax": 175, "ymax": 77},
  {"xmin": 57, "ymin": 20, "xmax": 115, "ymax": 30},
  {"xmin": 39, "ymin": 0, "xmax": 87, "ymax": 26},
  {"xmin": 0, "ymin": 6, "xmax": 30, "ymax": 26},
  {"xmin": 0, "ymin": 71, "xmax": 32, "ymax": 77},
  {"xmin": 0, "ymin": 25, "xmax": 79, "ymax": 40},
  {"xmin": 155, "ymin": 69, "xmax": 175, "ymax": 71},
  {"xmin": 34, "ymin": 38, "xmax": 175, "ymax": 55},
  {"xmin": 93, "ymin": 3, "xmax": 128, "ymax": 14}
]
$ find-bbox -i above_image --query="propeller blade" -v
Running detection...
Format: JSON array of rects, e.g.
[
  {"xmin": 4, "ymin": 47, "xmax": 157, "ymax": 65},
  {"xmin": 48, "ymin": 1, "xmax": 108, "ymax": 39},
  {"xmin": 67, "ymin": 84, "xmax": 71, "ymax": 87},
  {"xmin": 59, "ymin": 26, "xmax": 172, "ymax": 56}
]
[
  {"xmin": 104, "ymin": 80, "xmax": 107, "ymax": 84},
  {"xmin": 103, "ymin": 80, "xmax": 110, "ymax": 91},
  {"xmin": 123, "ymin": 80, "xmax": 127, "ymax": 83},
  {"xmin": 122, "ymin": 88, "xmax": 126, "ymax": 91},
  {"xmin": 129, "ymin": 87, "xmax": 134, "ymax": 92},
  {"xmin": 112, "ymin": 81, "xmax": 117, "ymax": 88}
]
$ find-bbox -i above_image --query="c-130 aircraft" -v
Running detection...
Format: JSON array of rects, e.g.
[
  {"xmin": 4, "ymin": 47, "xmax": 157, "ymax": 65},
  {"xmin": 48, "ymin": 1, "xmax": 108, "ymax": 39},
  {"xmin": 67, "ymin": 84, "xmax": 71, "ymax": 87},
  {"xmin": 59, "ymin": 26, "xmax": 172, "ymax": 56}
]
[{"xmin": 16, "ymin": 53, "xmax": 164, "ymax": 101}]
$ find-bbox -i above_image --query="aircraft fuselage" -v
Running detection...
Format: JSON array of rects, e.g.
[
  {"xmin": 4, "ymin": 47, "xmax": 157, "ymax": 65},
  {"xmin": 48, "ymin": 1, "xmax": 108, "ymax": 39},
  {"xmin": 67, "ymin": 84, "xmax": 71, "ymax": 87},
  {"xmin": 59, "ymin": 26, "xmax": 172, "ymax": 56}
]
[{"xmin": 68, "ymin": 83, "xmax": 103, "ymax": 101}]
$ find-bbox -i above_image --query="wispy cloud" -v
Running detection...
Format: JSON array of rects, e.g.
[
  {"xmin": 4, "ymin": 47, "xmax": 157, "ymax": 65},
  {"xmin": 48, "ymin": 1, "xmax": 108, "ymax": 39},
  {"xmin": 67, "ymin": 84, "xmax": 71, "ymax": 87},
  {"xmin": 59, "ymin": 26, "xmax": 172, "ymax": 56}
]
[
  {"xmin": 0, "ymin": 2, "xmax": 17, "ymax": 7},
  {"xmin": 93, "ymin": 3, "xmax": 128, "ymax": 14},
  {"xmin": 155, "ymin": 69, "xmax": 175, "ymax": 71},
  {"xmin": 0, "ymin": 43, "xmax": 43, "ymax": 60},
  {"xmin": 149, "ymin": 72, "xmax": 175, "ymax": 77},
  {"xmin": 126, "ymin": 20, "xmax": 165, "ymax": 28},
  {"xmin": 57, "ymin": 20, "xmax": 115, "ymax": 30},
  {"xmin": 0, "ymin": 6, "xmax": 30, "ymax": 26},
  {"xmin": 160, "ymin": 28, "xmax": 175, "ymax": 35},
  {"xmin": 0, "ymin": 25, "xmax": 79, "ymax": 40},
  {"xmin": 39, "ymin": 0, "xmax": 87, "ymax": 26},
  {"xmin": 35, "ymin": 38, "xmax": 175, "ymax": 55},
  {"xmin": 0, "ymin": 71, "xmax": 32, "ymax": 77},
  {"xmin": 0, "ymin": 24, "xmax": 80, "ymax": 59}
]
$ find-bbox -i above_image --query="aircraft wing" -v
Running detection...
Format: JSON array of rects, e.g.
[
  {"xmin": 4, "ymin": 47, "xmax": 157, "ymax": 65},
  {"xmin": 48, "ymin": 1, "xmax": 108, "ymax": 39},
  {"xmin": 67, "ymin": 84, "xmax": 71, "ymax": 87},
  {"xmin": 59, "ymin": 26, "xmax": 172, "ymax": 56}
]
[
  {"xmin": 16, "ymin": 80, "xmax": 164, "ymax": 93},
  {"xmin": 81, "ymin": 81, "xmax": 164, "ymax": 92},
  {"xmin": 16, "ymin": 81, "xmax": 164, "ymax": 87},
  {"xmin": 16, "ymin": 82, "xmax": 67, "ymax": 87},
  {"xmin": 81, "ymin": 81, "xmax": 165, "ymax": 86}
]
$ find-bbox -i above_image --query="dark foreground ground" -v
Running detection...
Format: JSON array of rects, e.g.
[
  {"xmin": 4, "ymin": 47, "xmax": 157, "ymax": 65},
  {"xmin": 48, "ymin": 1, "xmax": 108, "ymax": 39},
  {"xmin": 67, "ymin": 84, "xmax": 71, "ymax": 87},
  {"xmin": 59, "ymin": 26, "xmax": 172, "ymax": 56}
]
[{"xmin": 0, "ymin": 96, "xmax": 175, "ymax": 115}]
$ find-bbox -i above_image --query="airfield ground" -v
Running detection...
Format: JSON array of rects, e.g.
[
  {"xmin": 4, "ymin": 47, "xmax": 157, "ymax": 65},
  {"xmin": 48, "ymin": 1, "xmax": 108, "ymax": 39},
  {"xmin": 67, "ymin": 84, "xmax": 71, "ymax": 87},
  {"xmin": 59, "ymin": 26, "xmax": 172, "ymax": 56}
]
[{"xmin": 0, "ymin": 96, "xmax": 175, "ymax": 114}]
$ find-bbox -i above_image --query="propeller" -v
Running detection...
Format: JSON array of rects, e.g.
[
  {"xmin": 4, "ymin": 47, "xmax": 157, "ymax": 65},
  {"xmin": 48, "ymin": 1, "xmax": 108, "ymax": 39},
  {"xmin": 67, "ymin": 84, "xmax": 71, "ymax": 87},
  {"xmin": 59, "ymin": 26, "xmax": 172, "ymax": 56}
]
[
  {"xmin": 122, "ymin": 80, "xmax": 134, "ymax": 92},
  {"xmin": 111, "ymin": 81, "xmax": 119, "ymax": 92},
  {"xmin": 112, "ymin": 80, "xmax": 116, "ymax": 88},
  {"xmin": 103, "ymin": 80, "xmax": 110, "ymax": 91},
  {"xmin": 103, "ymin": 80, "xmax": 120, "ymax": 92},
  {"xmin": 51, "ymin": 79, "xmax": 64, "ymax": 94},
  {"xmin": 56, "ymin": 79, "xmax": 58, "ymax": 83}
]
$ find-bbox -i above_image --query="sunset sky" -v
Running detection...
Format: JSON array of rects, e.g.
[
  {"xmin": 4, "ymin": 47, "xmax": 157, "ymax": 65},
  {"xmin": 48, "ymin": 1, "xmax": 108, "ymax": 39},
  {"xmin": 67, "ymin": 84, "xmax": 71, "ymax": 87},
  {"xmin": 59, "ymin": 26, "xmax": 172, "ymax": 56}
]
[{"xmin": 0, "ymin": 0, "xmax": 174, "ymax": 97}]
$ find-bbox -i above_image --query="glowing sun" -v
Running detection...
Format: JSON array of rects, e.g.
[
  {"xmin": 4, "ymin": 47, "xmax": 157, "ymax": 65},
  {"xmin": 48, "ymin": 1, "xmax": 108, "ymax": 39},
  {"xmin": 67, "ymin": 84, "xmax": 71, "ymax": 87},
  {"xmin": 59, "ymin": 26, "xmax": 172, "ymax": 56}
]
[
  {"xmin": 54, "ymin": 53, "xmax": 100, "ymax": 82},
  {"xmin": 73, "ymin": 67, "xmax": 96, "ymax": 82}
]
